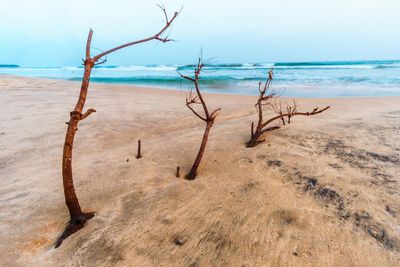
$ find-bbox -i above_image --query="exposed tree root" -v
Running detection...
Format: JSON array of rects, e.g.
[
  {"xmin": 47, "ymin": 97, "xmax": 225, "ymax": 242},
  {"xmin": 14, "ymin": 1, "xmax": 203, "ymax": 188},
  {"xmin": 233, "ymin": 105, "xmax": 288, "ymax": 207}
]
[{"xmin": 55, "ymin": 212, "xmax": 95, "ymax": 248}]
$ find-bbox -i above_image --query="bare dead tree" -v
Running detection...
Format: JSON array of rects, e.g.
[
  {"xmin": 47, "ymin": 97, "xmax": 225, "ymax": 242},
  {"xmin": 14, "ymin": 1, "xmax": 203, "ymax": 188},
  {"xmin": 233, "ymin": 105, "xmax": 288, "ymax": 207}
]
[
  {"xmin": 56, "ymin": 7, "xmax": 180, "ymax": 248},
  {"xmin": 179, "ymin": 58, "xmax": 221, "ymax": 180},
  {"xmin": 247, "ymin": 69, "xmax": 330, "ymax": 148}
]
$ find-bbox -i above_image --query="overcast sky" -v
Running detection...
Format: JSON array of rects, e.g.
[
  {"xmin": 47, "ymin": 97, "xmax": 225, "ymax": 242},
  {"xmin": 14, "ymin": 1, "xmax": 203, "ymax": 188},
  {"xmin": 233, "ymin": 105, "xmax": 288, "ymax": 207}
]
[{"xmin": 0, "ymin": 0, "xmax": 399, "ymax": 66}]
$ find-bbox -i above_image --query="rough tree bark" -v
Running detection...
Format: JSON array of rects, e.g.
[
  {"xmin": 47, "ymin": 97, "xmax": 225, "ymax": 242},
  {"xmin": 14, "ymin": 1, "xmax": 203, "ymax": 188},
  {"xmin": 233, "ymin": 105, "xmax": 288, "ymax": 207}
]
[
  {"xmin": 56, "ymin": 7, "xmax": 179, "ymax": 248},
  {"xmin": 247, "ymin": 69, "xmax": 330, "ymax": 148},
  {"xmin": 179, "ymin": 58, "xmax": 221, "ymax": 180}
]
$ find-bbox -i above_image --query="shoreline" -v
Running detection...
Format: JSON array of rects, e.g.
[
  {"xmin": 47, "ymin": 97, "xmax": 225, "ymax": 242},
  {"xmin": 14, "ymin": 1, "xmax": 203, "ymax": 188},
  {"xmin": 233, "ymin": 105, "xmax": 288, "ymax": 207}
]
[{"xmin": 2, "ymin": 74, "xmax": 400, "ymax": 100}]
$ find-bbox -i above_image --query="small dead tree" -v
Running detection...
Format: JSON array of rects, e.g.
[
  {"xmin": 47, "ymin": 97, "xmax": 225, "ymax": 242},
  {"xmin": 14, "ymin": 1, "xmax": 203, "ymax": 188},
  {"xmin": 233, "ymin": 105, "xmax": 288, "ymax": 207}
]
[
  {"xmin": 179, "ymin": 58, "xmax": 221, "ymax": 180},
  {"xmin": 247, "ymin": 69, "xmax": 330, "ymax": 148},
  {"xmin": 57, "ymin": 7, "xmax": 179, "ymax": 248}
]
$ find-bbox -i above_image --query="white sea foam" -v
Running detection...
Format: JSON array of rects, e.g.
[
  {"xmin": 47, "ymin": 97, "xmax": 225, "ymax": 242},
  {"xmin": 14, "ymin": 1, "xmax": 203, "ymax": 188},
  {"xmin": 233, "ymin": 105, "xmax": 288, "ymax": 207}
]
[
  {"xmin": 1, "ymin": 60, "xmax": 399, "ymax": 97},
  {"xmin": 95, "ymin": 65, "xmax": 177, "ymax": 71},
  {"xmin": 274, "ymin": 65, "xmax": 376, "ymax": 69}
]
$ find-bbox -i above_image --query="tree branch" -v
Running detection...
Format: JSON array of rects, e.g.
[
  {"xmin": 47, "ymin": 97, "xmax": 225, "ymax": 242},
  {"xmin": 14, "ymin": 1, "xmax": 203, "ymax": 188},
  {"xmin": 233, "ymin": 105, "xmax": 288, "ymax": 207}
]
[
  {"xmin": 210, "ymin": 108, "xmax": 221, "ymax": 119},
  {"xmin": 157, "ymin": 4, "xmax": 169, "ymax": 23},
  {"xmin": 94, "ymin": 58, "xmax": 107, "ymax": 66},
  {"xmin": 178, "ymin": 72, "xmax": 195, "ymax": 82},
  {"xmin": 86, "ymin": 29, "xmax": 93, "ymax": 59},
  {"xmin": 80, "ymin": 108, "xmax": 96, "ymax": 120},
  {"xmin": 186, "ymin": 103, "xmax": 207, "ymax": 121},
  {"xmin": 260, "ymin": 126, "xmax": 281, "ymax": 134},
  {"xmin": 194, "ymin": 79, "xmax": 210, "ymax": 119},
  {"xmin": 180, "ymin": 59, "xmax": 212, "ymax": 120},
  {"xmin": 92, "ymin": 8, "xmax": 179, "ymax": 62},
  {"xmin": 261, "ymin": 106, "xmax": 330, "ymax": 129}
]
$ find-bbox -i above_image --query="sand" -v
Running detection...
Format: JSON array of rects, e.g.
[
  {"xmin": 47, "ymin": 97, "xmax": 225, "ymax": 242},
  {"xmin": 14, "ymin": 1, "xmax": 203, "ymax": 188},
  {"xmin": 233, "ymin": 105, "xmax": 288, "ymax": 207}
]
[{"xmin": 0, "ymin": 75, "xmax": 399, "ymax": 266}]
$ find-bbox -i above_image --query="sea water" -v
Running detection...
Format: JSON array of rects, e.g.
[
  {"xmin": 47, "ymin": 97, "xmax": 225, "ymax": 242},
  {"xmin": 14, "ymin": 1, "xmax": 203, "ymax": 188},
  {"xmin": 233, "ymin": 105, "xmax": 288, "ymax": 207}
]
[{"xmin": 1, "ymin": 60, "xmax": 400, "ymax": 97}]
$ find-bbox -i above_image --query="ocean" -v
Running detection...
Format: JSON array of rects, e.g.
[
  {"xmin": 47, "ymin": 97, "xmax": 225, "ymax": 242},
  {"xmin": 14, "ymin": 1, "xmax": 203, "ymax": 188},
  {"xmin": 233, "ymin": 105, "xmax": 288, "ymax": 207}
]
[{"xmin": 1, "ymin": 60, "xmax": 400, "ymax": 97}]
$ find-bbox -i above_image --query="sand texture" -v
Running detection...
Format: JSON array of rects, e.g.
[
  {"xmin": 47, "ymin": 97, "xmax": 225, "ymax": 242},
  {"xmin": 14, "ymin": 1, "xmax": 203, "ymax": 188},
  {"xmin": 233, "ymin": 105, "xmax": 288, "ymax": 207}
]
[{"xmin": 0, "ymin": 76, "xmax": 399, "ymax": 266}]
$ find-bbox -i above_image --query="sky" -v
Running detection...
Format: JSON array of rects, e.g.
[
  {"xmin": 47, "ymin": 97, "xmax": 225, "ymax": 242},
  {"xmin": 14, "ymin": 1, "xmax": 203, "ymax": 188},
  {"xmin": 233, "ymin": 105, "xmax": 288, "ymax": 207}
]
[{"xmin": 0, "ymin": 0, "xmax": 399, "ymax": 66}]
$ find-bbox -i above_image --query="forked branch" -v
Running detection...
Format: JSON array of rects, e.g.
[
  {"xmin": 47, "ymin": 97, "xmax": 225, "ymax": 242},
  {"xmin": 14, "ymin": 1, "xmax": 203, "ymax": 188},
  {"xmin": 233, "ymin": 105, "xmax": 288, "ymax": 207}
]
[
  {"xmin": 186, "ymin": 90, "xmax": 207, "ymax": 121},
  {"xmin": 247, "ymin": 69, "xmax": 330, "ymax": 147},
  {"xmin": 80, "ymin": 108, "xmax": 97, "ymax": 120},
  {"xmin": 260, "ymin": 105, "xmax": 330, "ymax": 131},
  {"xmin": 180, "ymin": 57, "xmax": 221, "ymax": 180},
  {"xmin": 92, "ymin": 6, "xmax": 180, "ymax": 63}
]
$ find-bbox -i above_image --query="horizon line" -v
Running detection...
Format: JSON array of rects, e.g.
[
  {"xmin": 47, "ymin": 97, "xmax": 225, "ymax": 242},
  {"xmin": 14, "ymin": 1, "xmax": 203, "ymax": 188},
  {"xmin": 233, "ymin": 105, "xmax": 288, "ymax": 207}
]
[{"xmin": 1, "ymin": 58, "xmax": 399, "ymax": 68}]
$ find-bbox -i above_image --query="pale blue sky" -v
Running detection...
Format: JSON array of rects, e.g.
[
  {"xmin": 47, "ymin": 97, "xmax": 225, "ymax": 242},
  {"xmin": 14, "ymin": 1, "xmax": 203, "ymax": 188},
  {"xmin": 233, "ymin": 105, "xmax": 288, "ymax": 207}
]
[{"xmin": 0, "ymin": 0, "xmax": 399, "ymax": 66}]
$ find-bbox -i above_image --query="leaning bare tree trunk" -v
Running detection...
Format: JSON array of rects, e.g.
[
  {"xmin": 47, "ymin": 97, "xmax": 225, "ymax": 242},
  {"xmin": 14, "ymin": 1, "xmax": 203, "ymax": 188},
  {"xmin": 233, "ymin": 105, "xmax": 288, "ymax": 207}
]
[
  {"xmin": 56, "ymin": 32, "xmax": 96, "ymax": 248},
  {"xmin": 186, "ymin": 121, "xmax": 212, "ymax": 180},
  {"xmin": 180, "ymin": 58, "xmax": 221, "ymax": 180},
  {"xmin": 56, "ymin": 7, "xmax": 179, "ymax": 248}
]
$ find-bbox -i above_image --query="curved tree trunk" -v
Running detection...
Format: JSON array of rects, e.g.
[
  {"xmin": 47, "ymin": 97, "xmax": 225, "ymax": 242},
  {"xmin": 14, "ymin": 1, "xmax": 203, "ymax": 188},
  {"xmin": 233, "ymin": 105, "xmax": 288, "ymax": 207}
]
[
  {"xmin": 55, "ymin": 8, "xmax": 180, "ymax": 248},
  {"xmin": 56, "ymin": 57, "xmax": 96, "ymax": 248},
  {"xmin": 186, "ymin": 121, "xmax": 213, "ymax": 180},
  {"xmin": 63, "ymin": 63, "xmax": 92, "ymax": 217}
]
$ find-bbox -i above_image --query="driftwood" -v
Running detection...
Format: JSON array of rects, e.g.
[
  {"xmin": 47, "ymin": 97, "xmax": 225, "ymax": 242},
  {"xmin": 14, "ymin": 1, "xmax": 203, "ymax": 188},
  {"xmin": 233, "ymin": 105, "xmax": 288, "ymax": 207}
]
[
  {"xmin": 247, "ymin": 69, "xmax": 330, "ymax": 148},
  {"xmin": 179, "ymin": 58, "xmax": 221, "ymax": 180},
  {"xmin": 57, "ymin": 7, "xmax": 179, "ymax": 248},
  {"xmin": 136, "ymin": 140, "xmax": 142, "ymax": 159}
]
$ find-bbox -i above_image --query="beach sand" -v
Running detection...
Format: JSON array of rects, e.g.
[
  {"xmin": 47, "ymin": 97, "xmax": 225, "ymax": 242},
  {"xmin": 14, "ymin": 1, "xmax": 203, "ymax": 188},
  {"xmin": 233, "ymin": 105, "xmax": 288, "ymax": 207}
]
[{"xmin": 1, "ymin": 76, "xmax": 399, "ymax": 266}]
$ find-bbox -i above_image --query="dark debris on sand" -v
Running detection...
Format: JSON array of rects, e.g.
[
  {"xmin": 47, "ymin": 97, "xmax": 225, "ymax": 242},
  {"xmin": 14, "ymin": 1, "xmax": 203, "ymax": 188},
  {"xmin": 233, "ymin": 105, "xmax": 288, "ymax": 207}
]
[
  {"xmin": 262, "ymin": 158, "xmax": 398, "ymax": 250},
  {"xmin": 267, "ymin": 160, "xmax": 283, "ymax": 167},
  {"xmin": 354, "ymin": 212, "xmax": 398, "ymax": 250},
  {"xmin": 324, "ymin": 139, "xmax": 399, "ymax": 168},
  {"xmin": 385, "ymin": 205, "xmax": 396, "ymax": 218},
  {"xmin": 315, "ymin": 187, "xmax": 345, "ymax": 211}
]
